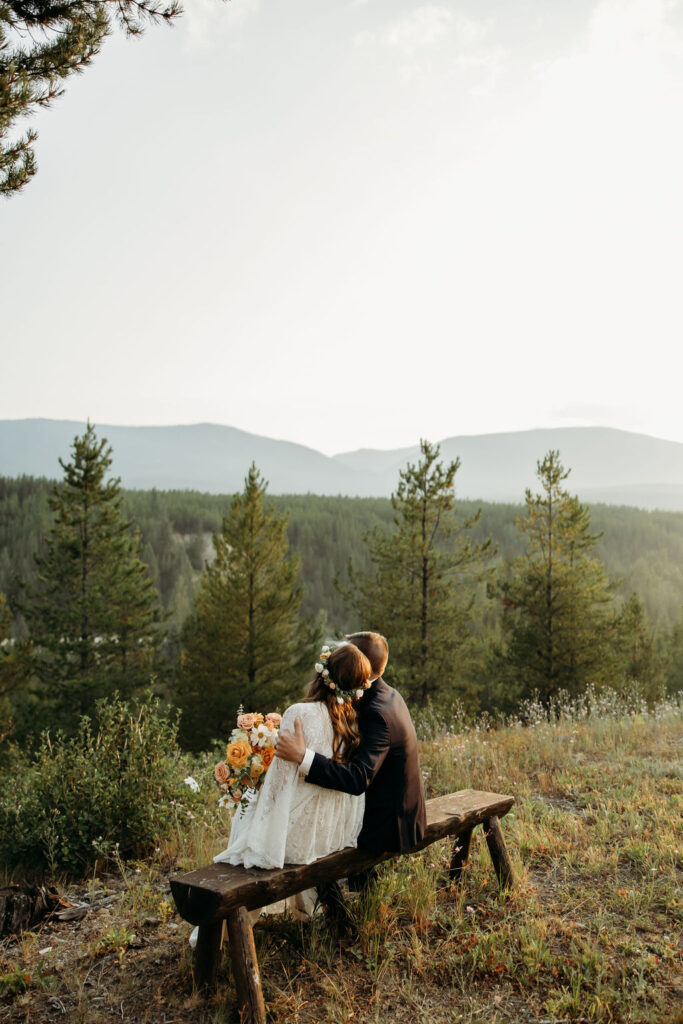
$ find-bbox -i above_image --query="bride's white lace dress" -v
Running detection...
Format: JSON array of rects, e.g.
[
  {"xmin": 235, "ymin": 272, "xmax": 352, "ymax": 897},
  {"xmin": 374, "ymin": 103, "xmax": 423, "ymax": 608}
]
[{"xmin": 213, "ymin": 701, "xmax": 364, "ymax": 918}]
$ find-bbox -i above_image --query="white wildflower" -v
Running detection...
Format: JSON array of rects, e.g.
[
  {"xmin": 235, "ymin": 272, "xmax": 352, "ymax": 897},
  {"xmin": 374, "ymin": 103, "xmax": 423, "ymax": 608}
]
[
  {"xmin": 183, "ymin": 776, "xmax": 200, "ymax": 793},
  {"xmin": 315, "ymin": 662, "xmax": 324, "ymax": 673}
]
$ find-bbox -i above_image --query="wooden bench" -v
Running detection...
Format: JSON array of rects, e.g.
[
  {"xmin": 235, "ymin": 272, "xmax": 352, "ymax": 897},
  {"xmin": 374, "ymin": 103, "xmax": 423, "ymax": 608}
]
[{"xmin": 170, "ymin": 788, "xmax": 515, "ymax": 1023}]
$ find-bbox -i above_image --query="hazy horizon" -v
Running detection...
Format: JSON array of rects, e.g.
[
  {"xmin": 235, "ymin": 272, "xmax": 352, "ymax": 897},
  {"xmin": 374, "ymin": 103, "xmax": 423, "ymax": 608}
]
[{"xmin": 1, "ymin": 415, "xmax": 680, "ymax": 459}]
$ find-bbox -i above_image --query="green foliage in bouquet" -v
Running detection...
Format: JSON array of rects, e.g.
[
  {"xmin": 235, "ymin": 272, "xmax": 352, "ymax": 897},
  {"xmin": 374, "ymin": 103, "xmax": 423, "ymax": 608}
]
[{"xmin": 0, "ymin": 695, "xmax": 194, "ymax": 877}]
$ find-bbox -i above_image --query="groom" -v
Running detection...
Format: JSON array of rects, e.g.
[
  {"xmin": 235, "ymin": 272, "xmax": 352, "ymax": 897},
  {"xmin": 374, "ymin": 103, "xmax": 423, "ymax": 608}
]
[{"xmin": 276, "ymin": 631, "xmax": 426, "ymax": 858}]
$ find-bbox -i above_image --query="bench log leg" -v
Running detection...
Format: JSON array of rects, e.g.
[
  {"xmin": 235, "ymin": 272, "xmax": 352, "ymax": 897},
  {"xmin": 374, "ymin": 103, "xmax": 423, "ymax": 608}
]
[
  {"xmin": 449, "ymin": 827, "xmax": 473, "ymax": 885},
  {"xmin": 483, "ymin": 816, "xmax": 514, "ymax": 889},
  {"xmin": 194, "ymin": 922, "xmax": 222, "ymax": 992},
  {"xmin": 226, "ymin": 906, "xmax": 266, "ymax": 1024}
]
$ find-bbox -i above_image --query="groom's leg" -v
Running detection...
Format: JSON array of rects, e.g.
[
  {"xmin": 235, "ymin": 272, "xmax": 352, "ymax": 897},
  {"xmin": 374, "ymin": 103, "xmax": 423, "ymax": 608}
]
[
  {"xmin": 316, "ymin": 880, "xmax": 353, "ymax": 932},
  {"xmin": 347, "ymin": 866, "xmax": 378, "ymax": 894}
]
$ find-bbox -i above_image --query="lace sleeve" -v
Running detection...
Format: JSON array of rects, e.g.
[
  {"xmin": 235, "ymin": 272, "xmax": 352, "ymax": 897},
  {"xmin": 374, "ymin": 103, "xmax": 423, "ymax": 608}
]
[{"xmin": 216, "ymin": 703, "xmax": 332, "ymax": 870}]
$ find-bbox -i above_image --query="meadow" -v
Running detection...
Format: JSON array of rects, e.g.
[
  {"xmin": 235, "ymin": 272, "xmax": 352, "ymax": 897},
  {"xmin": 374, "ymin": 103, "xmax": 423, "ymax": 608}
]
[{"xmin": 0, "ymin": 690, "xmax": 680, "ymax": 1024}]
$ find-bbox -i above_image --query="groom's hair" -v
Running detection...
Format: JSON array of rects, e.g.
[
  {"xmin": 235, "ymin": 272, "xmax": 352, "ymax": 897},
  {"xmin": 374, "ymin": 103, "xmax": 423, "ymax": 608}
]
[{"xmin": 345, "ymin": 631, "xmax": 388, "ymax": 677}]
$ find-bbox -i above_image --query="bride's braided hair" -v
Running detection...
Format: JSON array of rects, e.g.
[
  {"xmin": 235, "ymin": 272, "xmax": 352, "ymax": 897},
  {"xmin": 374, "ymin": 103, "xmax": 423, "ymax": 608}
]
[{"xmin": 303, "ymin": 644, "xmax": 371, "ymax": 761}]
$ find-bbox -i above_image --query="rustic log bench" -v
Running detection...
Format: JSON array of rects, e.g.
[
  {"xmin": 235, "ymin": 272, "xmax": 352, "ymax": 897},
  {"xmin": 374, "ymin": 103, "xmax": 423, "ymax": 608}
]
[{"xmin": 170, "ymin": 788, "xmax": 514, "ymax": 1023}]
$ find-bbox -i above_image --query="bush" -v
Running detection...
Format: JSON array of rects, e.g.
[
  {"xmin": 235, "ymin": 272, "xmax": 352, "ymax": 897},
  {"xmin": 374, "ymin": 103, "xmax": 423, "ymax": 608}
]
[{"xmin": 0, "ymin": 694, "xmax": 197, "ymax": 877}]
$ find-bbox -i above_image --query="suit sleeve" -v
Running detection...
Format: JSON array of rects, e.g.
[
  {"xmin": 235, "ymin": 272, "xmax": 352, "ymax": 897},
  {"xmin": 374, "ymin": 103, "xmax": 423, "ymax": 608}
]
[{"xmin": 305, "ymin": 710, "xmax": 390, "ymax": 796}]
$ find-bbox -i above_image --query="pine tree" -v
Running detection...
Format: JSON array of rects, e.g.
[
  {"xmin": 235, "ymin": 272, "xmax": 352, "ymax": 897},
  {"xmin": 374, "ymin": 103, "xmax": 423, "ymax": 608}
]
[
  {"xmin": 1, "ymin": 0, "xmax": 180, "ymax": 195},
  {"xmin": 342, "ymin": 440, "xmax": 492, "ymax": 704},
  {"xmin": 0, "ymin": 591, "xmax": 21, "ymax": 740},
  {"xmin": 176, "ymin": 464, "xmax": 319, "ymax": 750},
  {"xmin": 19, "ymin": 423, "xmax": 164, "ymax": 726},
  {"xmin": 492, "ymin": 450, "xmax": 620, "ymax": 704},
  {"xmin": 662, "ymin": 609, "xmax": 683, "ymax": 695},
  {"xmin": 618, "ymin": 593, "xmax": 663, "ymax": 701}
]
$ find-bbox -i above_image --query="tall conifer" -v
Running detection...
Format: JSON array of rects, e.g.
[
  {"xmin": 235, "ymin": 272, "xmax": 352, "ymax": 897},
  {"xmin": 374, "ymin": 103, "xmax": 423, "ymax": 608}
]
[
  {"xmin": 20, "ymin": 423, "xmax": 164, "ymax": 725},
  {"xmin": 176, "ymin": 464, "xmax": 319, "ymax": 750},
  {"xmin": 493, "ymin": 451, "xmax": 620, "ymax": 703},
  {"xmin": 343, "ymin": 440, "xmax": 492, "ymax": 704}
]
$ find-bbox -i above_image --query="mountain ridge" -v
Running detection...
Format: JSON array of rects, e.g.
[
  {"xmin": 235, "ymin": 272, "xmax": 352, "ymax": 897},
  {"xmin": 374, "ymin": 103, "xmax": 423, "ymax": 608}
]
[{"xmin": 2, "ymin": 419, "xmax": 683, "ymax": 509}]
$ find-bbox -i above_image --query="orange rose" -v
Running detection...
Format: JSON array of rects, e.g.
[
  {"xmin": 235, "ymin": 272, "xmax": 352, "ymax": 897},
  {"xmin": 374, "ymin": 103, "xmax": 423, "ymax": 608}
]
[
  {"xmin": 250, "ymin": 761, "xmax": 265, "ymax": 781},
  {"xmin": 253, "ymin": 713, "xmax": 264, "ymax": 725},
  {"xmin": 225, "ymin": 739, "xmax": 251, "ymax": 769},
  {"xmin": 261, "ymin": 747, "xmax": 275, "ymax": 768},
  {"xmin": 214, "ymin": 761, "xmax": 230, "ymax": 784}
]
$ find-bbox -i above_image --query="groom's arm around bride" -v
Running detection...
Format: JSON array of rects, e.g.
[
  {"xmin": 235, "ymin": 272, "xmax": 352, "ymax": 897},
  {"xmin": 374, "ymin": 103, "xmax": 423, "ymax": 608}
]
[{"xmin": 277, "ymin": 631, "xmax": 426, "ymax": 856}]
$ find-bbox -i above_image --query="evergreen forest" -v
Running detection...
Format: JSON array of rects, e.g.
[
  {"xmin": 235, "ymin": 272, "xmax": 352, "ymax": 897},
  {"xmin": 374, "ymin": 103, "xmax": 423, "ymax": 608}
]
[
  {"xmin": 2, "ymin": 426, "xmax": 683, "ymax": 748},
  {"xmin": 4, "ymin": 472, "xmax": 683, "ymax": 633}
]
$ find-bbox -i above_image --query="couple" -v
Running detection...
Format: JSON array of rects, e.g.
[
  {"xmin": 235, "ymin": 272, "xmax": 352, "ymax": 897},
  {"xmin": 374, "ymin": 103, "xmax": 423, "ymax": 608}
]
[{"xmin": 214, "ymin": 631, "xmax": 426, "ymax": 916}]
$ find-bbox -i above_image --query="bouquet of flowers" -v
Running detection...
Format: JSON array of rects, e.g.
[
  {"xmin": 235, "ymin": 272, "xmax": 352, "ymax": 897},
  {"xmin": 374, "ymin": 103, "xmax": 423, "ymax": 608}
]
[{"xmin": 214, "ymin": 708, "xmax": 282, "ymax": 812}]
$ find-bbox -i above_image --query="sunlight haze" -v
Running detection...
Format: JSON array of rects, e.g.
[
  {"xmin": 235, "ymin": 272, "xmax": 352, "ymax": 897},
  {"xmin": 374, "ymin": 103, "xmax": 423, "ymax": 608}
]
[{"xmin": 2, "ymin": 0, "xmax": 681, "ymax": 454}]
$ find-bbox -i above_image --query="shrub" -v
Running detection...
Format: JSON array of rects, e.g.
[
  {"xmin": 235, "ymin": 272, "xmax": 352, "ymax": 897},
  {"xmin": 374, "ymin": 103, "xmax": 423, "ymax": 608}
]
[{"xmin": 0, "ymin": 694, "xmax": 197, "ymax": 878}]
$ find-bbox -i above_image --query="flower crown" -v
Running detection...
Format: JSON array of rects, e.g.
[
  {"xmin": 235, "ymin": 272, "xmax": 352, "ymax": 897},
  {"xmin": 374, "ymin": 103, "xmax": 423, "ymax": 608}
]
[{"xmin": 314, "ymin": 644, "xmax": 372, "ymax": 706}]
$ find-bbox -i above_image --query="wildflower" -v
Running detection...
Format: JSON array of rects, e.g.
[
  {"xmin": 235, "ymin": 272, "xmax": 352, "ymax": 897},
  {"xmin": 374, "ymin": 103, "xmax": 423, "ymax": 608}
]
[{"xmin": 183, "ymin": 776, "xmax": 200, "ymax": 793}]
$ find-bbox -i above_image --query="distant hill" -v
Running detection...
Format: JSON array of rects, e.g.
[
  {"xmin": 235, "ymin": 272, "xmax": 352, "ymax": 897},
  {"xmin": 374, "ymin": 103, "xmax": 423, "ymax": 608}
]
[{"xmin": 2, "ymin": 419, "xmax": 683, "ymax": 509}]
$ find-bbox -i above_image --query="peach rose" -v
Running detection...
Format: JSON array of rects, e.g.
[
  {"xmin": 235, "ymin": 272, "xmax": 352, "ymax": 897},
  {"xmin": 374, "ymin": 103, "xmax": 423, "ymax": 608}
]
[
  {"xmin": 214, "ymin": 761, "xmax": 230, "ymax": 784},
  {"xmin": 265, "ymin": 713, "xmax": 282, "ymax": 726},
  {"xmin": 260, "ymin": 747, "xmax": 275, "ymax": 769},
  {"xmin": 225, "ymin": 738, "xmax": 251, "ymax": 769},
  {"xmin": 237, "ymin": 713, "xmax": 256, "ymax": 729},
  {"xmin": 250, "ymin": 761, "xmax": 265, "ymax": 781}
]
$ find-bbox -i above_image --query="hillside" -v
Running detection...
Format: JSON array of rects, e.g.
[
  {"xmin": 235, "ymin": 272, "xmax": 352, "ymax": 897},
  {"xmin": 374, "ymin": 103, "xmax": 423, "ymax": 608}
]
[
  {"xmin": 3, "ymin": 480, "xmax": 683, "ymax": 632},
  {"xmin": 3, "ymin": 419, "xmax": 683, "ymax": 508},
  {"xmin": 1, "ymin": 699, "xmax": 680, "ymax": 1024}
]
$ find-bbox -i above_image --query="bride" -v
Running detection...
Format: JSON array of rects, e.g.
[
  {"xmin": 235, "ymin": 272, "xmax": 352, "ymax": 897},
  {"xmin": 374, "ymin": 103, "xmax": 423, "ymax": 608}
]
[{"xmin": 213, "ymin": 642, "xmax": 372, "ymax": 918}]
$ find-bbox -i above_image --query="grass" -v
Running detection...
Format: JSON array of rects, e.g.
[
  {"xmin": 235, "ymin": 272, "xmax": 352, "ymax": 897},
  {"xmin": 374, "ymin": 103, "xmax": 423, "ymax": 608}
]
[{"xmin": 0, "ymin": 692, "xmax": 680, "ymax": 1023}]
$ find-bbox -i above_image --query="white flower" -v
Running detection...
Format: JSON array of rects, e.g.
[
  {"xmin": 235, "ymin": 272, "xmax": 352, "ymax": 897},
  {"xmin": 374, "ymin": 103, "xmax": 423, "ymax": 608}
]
[
  {"xmin": 337, "ymin": 696, "xmax": 344, "ymax": 705},
  {"xmin": 321, "ymin": 646, "xmax": 330, "ymax": 654},
  {"xmin": 322, "ymin": 669, "xmax": 329, "ymax": 678},
  {"xmin": 251, "ymin": 754, "xmax": 263, "ymax": 767},
  {"xmin": 355, "ymin": 689, "xmax": 363, "ymax": 699},
  {"xmin": 315, "ymin": 662, "xmax": 324, "ymax": 673},
  {"xmin": 183, "ymin": 776, "xmax": 200, "ymax": 793}
]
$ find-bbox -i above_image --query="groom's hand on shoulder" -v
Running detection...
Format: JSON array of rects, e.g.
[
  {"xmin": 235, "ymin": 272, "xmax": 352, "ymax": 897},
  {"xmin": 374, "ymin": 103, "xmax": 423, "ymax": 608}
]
[{"xmin": 275, "ymin": 717, "xmax": 306, "ymax": 764}]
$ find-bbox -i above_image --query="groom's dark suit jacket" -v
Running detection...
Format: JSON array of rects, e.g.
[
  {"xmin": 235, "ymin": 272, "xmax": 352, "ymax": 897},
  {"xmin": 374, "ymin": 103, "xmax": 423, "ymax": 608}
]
[{"xmin": 305, "ymin": 677, "xmax": 426, "ymax": 853}]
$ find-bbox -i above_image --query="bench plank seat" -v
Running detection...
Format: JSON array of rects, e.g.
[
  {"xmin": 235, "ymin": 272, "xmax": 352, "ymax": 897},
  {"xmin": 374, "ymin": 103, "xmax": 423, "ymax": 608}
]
[
  {"xmin": 170, "ymin": 789, "xmax": 513, "ymax": 925},
  {"xmin": 170, "ymin": 789, "xmax": 515, "ymax": 1021}
]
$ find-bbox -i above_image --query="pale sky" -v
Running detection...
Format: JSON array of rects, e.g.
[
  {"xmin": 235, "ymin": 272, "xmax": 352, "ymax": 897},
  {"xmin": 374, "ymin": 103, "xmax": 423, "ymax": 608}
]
[{"xmin": 2, "ymin": 0, "xmax": 683, "ymax": 455}]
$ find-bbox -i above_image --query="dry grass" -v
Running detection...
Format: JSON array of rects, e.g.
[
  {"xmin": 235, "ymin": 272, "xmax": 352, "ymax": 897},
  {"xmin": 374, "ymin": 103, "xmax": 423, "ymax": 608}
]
[{"xmin": 0, "ymin": 694, "xmax": 680, "ymax": 1023}]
